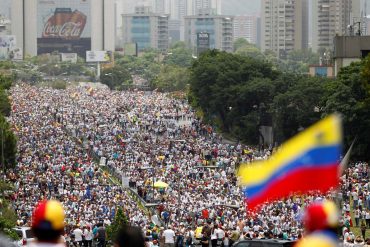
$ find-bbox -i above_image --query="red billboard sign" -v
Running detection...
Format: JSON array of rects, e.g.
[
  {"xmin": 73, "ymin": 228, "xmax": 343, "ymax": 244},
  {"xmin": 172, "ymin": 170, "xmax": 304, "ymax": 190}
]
[{"xmin": 42, "ymin": 8, "xmax": 87, "ymax": 39}]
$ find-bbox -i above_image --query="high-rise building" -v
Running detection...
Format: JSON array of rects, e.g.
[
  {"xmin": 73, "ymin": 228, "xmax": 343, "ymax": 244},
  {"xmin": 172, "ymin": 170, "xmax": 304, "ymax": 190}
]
[
  {"xmin": 122, "ymin": 6, "xmax": 169, "ymax": 52},
  {"xmin": 196, "ymin": 0, "xmax": 219, "ymax": 11},
  {"xmin": 121, "ymin": 0, "xmax": 154, "ymax": 14},
  {"xmin": 188, "ymin": 0, "xmax": 221, "ymax": 15},
  {"xmin": 175, "ymin": 0, "xmax": 189, "ymax": 41},
  {"xmin": 184, "ymin": 10, "xmax": 233, "ymax": 53},
  {"xmin": 233, "ymin": 15, "xmax": 259, "ymax": 45},
  {"xmin": 154, "ymin": 0, "xmax": 166, "ymax": 14},
  {"xmin": 312, "ymin": 0, "xmax": 362, "ymax": 52},
  {"xmin": 1, "ymin": 0, "xmax": 115, "ymax": 58},
  {"xmin": 261, "ymin": 0, "xmax": 309, "ymax": 57}
]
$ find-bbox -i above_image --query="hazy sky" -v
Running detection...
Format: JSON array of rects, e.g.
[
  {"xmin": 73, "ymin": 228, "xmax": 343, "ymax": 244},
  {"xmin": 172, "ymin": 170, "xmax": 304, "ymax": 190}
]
[{"xmin": 222, "ymin": 0, "xmax": 261, "ymax": 15}]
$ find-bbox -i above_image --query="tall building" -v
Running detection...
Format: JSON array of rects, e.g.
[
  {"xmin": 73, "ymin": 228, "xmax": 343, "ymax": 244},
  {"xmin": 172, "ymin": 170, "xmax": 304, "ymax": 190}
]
[
  {"xmin": 261, "ymin": 0, "xmax": 309, "ymax": 57},
  {"xmin": 1, "ymin": 0, "xmax": 115, "ymax": 58},
  {"xmin": 173, "ymin": 0, "xmax": 189, "ymax": 41},
  {"xmin": 188, "ymin": 0, "xmax": 221, "ymax": 15},
  {"xmin": 312, "ymin": 0, "xmax": 362, "ymax": 52},
  {"xmin": 233, "ymin": 15, "xmax": 259, "ymax": 45},
  {"xmin": 184, "ymin": 10, "xmax": 233, "ymax": 53},
  {"xmin": 121, "ymin": 0, "xmax": 154, "ymax": 14},
  {"xmin": 154, "ymin": 0, "xmax": 166, "ymax": 14},
  {"xmin": 122, "ymin": 7, "xmax": 169, "ymax": 52}
]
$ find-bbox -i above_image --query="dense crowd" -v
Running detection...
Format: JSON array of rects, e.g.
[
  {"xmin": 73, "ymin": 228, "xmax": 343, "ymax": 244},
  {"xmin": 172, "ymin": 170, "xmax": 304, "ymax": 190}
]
[
  {"xmin": 5, "ymin": 85, "xmax": 149, "ymax": 244},
  {"xmin": 3, "ymin": 84, "xmax": 370, "ymax": 246}
]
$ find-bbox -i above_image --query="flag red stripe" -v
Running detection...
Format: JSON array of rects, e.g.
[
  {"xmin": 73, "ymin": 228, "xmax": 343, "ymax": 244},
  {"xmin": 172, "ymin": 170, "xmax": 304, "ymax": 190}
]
[{"xmin": 247, "ymin": 164, "xmax": 339, "ymax": 210}]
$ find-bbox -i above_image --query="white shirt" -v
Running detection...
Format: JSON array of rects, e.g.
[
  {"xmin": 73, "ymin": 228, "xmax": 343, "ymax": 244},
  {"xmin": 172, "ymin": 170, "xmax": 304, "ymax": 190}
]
[
  {"xmin": 84, "ymin": 229, "xmax": 94, "ymax": 241},
  {"xmin": 215, "ymin": 229, "xmax": 225, "ymax": 239},
  {"xmin": 73, "ymin": 228, "xmax": 84, "ymax": 242},
  {"xmin": 163, "ymin": 229, "xmax": 175, "ymax": 243}
]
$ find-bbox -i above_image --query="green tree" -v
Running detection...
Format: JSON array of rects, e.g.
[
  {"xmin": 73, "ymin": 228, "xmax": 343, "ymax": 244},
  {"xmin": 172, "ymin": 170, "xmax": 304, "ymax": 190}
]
[
  {"xmin": 233, "ymin": 38, "xmax": 265, "ymax": 60},
  {"xmin": 0, "ymin": 181, "xmax": 18, "ymax": 240},
  {"xmin": 287, "ymin": 49, "xmax": 320, "ymax": 65},
  {"xmin": 0, "ymin": 90, "xmax": 11, "ymax": 117},
  {"xmin": 0, "ymin": 75, "xmax": 12, "ymax": 117},
  {"xmin": 101, "ymin": 66, "xmax": 132, "ymax": 90},
  {"xmin": 235, "ymin": 45, "xmax": 265, "ymax": 60},
  {"xmin": 0, "ymin": 114, "xmax": 17, "ymax": 170},
  {"xmin": 233, "ymin": 38, "xmax": 249, "ymax": 52},
  {"xmin": 163, "ymin": 41, "xmax": 193, "ymax": 67},
  {"xmin": 272, "ymin": 76, "xmax": 327, "ymax": 142},
  {"xmin": 116, "ymin": 50, "xmax": 161, "ymax": 83},
  {"xmin": 323, "ymin": 57, "xmax": 370, "ymax": 160},
  {"xmin": 0, "ymin": 74, "xmax": 13, "ymax": 90},
  {"xmin": 106, "ymin": 207, "xmax": 128, "ymax": 241},
  {"xmin": 189, "ymin": 49, "xmax": 279, "ymax": 143},
  {"xmin": 153, "ymin": 65, "xmax": 190, "ymax": 91},
  {"xmin": 0, "ymin": 61, "xmax": 15, "ymax": 70}
]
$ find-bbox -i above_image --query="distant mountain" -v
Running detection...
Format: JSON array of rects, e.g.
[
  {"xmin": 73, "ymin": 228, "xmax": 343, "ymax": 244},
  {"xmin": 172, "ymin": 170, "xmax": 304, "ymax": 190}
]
[{"xmin": 222, "ymin": 0, "xmax": 261, "ymax": 15}]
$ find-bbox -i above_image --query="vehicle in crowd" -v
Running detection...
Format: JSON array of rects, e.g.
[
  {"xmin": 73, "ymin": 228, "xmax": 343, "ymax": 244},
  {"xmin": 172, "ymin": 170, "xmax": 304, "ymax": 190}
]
[
  {"xmin": 13, "ymin": 227, "xmax": 35, "ymax": 246},
  {"xmin": 232, "ymin": 239, "xmax": 296, "ymax": 247}
]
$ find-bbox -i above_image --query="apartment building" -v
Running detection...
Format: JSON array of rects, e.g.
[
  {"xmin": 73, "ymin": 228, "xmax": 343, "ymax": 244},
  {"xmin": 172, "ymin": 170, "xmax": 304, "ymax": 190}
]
[
  {"xmin": 184, "ymin": 9, "xmax": 233, "ymax": 53},
  {"xmin": 122, "ymin": 6, "xmax": 169, "ymax": 52},
  {"xmin": 261, "ymin": 0, "xmax": 309, "ymax": 57}
]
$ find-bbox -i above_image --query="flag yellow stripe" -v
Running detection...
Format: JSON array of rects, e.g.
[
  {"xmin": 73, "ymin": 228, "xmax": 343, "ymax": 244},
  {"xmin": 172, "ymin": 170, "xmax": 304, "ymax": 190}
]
[{"xmin": 238, "ymin": 115, "xmax": 342, "ymax": 186}]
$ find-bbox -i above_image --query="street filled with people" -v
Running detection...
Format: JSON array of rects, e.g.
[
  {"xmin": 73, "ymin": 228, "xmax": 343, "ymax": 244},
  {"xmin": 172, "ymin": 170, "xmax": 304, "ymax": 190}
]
[{"xmin": 3, "ymin": 84, "xmax": 370, "ymax": 246}]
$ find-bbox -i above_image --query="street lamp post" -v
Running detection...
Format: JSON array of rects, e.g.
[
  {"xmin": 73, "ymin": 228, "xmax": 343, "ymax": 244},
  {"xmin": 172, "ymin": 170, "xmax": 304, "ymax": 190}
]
[
  {"xmin": 1, "ymin": 128, "xmax": 4, "ymax": 174},
  {"xmin": 152, "ymin": 167, "xmax": 155, "ymax": 203}
]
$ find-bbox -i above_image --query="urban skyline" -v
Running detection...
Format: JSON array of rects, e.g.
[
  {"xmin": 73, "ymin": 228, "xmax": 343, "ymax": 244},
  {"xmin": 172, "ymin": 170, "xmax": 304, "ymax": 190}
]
[{"xmin": 1, "ymin": 0, "xmax": 370, "ymax": 58}]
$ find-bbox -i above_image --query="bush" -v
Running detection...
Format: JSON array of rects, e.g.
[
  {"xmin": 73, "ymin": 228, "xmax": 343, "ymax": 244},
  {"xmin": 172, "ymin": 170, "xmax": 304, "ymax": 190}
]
[
  {"xmin": 51, "ymin": 80, "xmax": 67, "ymax": 90},
  {"xmin": 0, "ymin": 182, "xmax": 18, "ymax": 240},
  {"xmin": 106, "ymin": 207, "xmax": 128, "ymax": 241}
]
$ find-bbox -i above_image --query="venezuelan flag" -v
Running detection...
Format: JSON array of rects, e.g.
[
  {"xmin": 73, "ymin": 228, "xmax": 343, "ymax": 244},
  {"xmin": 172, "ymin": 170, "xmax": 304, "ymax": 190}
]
[{"xmin": 238, "ymin": 114, "xmax": 342, "ymax": 210}]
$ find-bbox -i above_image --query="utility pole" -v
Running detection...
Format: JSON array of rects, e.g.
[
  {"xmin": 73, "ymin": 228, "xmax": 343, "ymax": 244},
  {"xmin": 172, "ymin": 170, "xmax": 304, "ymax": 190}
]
[
  {"xmin": 152, "ymin": 167, "xmax": 155, "ymax": 203},
  {"xmin": 2, "ymin": 128, "xmax": 4, "ymax": 174}
]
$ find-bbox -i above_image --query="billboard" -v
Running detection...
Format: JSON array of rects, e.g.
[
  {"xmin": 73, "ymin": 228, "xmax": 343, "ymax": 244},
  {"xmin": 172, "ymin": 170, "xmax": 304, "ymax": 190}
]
[
  {"xmin": 61, "ymin": 53, "xmax": 77, "ymax": 63},
  {"xmin": 86, "ymin": 51, "xmax": 112, "ymax": 62},
  {"xmin": 0, "ymin": 35, "xmax": 16, "ymax": 48},
  {"xmin": 0, "ymin": 35, "xmax": 22, "ymax": 60},
  {"xmin": 37, "ymin": 0, "xmax": 91, "ymax": 57},
  {"xmin": 197, "ymin": 32, "xmax": 210, "ymax": 55}
]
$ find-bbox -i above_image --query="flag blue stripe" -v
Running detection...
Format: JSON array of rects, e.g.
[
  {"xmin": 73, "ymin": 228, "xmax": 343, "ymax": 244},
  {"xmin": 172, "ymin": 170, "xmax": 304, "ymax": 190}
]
[{"xmin": 244, "ymin": 145, "xmax": 340, "ymax": 199}]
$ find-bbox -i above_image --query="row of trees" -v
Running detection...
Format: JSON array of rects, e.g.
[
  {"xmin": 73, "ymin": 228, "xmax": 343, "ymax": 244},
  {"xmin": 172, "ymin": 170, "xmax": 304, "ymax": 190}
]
[
  {"xmin": 102, "ymin": 39, "xmax": 322, "ymax": 91},
  {"xmin": 233, "ymin": 38, "xmax": 322, "ymax": 74},
  {"xmin": 0, "ymin": 75, "xmax": 17, "ymax": 168},
  {"xmin": 101, "ymin": 42, "xmax": 194, "ymax": 91},
  {"xmin": 0, "ymin": 72, "xmax": 18, "ymax": 239},
  {"xmin": 189, "ymin": 50, "xmax": 370, "ymax": 160}
]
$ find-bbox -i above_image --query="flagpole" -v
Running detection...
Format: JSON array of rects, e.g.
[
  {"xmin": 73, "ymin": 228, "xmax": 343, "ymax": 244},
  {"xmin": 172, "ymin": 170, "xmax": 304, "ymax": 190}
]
[{"xmin": 339, "ymin": 138, "xmax": 357, "ymax": 175}]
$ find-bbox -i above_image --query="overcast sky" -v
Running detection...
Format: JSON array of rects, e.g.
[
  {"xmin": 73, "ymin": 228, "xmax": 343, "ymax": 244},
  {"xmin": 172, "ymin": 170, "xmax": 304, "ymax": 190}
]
[{"xmin": 222, "ymin": 0, "xmax": 261, "ymax": 15}]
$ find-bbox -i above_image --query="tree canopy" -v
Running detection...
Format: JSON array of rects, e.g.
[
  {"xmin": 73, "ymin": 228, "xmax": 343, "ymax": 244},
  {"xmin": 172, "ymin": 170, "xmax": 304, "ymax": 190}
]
[
  {"xmin": 101, "ymin": 66, "xmax": 132, "ymax": 90},
  {"xmin": 189, "ymin": 50, "xmax": 370, "ymax": 160}
]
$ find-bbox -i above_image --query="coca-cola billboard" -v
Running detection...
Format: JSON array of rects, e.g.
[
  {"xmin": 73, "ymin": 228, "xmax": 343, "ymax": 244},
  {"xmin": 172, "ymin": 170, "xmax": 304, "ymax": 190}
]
[{"xmin": 37, "ymin": 0, "xmax": 91, "ymax": 57}]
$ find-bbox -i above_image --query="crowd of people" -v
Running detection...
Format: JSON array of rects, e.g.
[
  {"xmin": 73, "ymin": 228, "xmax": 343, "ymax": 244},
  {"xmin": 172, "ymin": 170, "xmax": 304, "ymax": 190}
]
[
  {"xmin": 3, "ymin": 83, "xmax": 370, "ymax": 246},
  {"xmin": 5, "ymin": 85, "xmax": 149, "ymax": 245}
]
